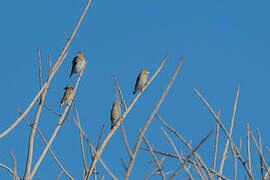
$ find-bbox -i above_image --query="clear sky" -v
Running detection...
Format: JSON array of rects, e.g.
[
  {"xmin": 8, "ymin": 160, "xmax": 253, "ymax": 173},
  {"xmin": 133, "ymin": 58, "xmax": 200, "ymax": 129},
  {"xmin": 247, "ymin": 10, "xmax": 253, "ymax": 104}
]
[{"xmin": 1, "ymin": 0, "xmax": 270, "ymax": 179}]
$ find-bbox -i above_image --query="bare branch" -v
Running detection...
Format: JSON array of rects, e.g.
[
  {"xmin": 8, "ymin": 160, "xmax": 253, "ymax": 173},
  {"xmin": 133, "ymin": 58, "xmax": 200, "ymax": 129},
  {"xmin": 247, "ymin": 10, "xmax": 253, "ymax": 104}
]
[
  {"xmin": 63, "ymin": 30, "xmax": 70, "ymax": 40},
  {"xmin": 17, "ymin": 108, "xmax": 74, "ymax": 180},
  {"xmin": 144, "ymin": 158, "xmax": 166, "ymax": 180},
  {"xmin": 94, "ymin": 124, "xmax": 105, "ymax": 180},
  {"xmin": 169, "ymin": 127, "xmax": 214, "ymax": 180},
  {"xmin": 9, "ymin": 151, "xmax": 17, "ymax": 180},
  {"xmin": 78, "ymin": 113, "xmax": 88, "ymax": 173},
  {"xmin": 247, "ymin": 123, "xmax": 252, "ymax": 180},
  {"xmin": 113, "ymin": 76, "xmax": 127, "ymax": 111},
  {"xmin": 0, "ymin": 0, "xmax": 92, "ymax": 139},
  {"xmin": 38, "ymin": 48, "xmax": 42, "ymax": 89},
  {"xmin": 23, "ymin": 50, "xmax": 59, "ymax": 179},
  {"xmin": 141, "ymin": 129, "xmax": 167, "ymax": 180},
  {"xmin": 218, "ymin": 83, "xmax": 239, "ymax": 179},
  {"xmin": 249, "ymin": 130, "xmax": 269, "ymax": 176},
  {"xmin": 44, "ymin": 104, "xmax": 62, "ymax": 117},
  {"xmin": 194, "ymin": 88, "xmax": 254, "ymax": 179},
  {"xmin": 30, "ymin": 64, "xmax": 86, "ymax": 179},
  {"xmin": 113, "ymin": 76, "xmax": 133, "ymax": 158},
  {"xmin": 124, "ymin": 56, "xmax": 183, "ymax": 180},
  {"xmin": 160, "ymin": 128, "xmax": 194, "ymax": 179},
  {"xmin": 157, "ymin": 114, "xmax": 212, "ymax": 179},
  {"xmin": 213, "ymin": 109, "xmax": 221, "ymax": 170},
  {"xmin": 85, "ymin": 53, "xmax": 169, "ymax": 179},
  {"xmin": 139, "ymin": 147, "xmax": 229, "ymax": 180},
  {"xmin": 0, "ymin": 163, "xmax": 20, "ymax": 180},
  {"xmin": 256, "ymin": 129, "xmax": 264, "ymax": 180},
  {"xmin": 73, "ymin": 114, "xmax": 118, "ymax": 180},
  {"xmin": 56, "ymin": 171, "xmax": 64, "ymax": 180}
]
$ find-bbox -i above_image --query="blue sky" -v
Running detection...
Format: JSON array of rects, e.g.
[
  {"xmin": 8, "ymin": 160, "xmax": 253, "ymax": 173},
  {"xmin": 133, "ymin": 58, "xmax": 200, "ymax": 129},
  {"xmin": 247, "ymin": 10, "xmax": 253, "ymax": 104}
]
[{"xmin": 1, "ymin": 0, "xmax": 270, "ymax": 179}]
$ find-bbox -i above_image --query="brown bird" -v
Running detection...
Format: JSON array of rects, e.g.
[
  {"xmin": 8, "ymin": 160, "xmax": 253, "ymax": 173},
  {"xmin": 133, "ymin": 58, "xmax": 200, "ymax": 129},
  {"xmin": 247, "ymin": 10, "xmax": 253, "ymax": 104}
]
[
  {"xmin": 132, "ymin": 69, "xmax": 150, "ymax": 94},
  {"xmin": 59, "ymin": 86, "xmax": 74, "ymax": 107},
  {"xmin": 69, "ymin": 51, "xmax": 86, "ymax": 78},
  {"xmin": 110, "ymin": 100, "xmax": 121, "ymax": 129}
]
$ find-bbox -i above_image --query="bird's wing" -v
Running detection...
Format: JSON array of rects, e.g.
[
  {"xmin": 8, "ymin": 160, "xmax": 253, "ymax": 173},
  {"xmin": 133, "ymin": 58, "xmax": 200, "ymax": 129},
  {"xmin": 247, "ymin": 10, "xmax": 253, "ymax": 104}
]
[
  {"xmin": 133, "ymin": 73, "xmax": 141, "ymax": 94},
  {"xmin": 69, "ymin": 56, "xmax": 78, "ymax": 78},
  {"xmin": 60, "ymin": 91, "xmax": 67, "ymax": 107}
]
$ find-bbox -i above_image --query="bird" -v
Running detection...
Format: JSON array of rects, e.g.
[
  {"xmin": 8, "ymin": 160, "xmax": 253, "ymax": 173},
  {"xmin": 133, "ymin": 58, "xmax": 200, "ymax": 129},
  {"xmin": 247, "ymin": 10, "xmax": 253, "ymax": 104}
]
[
  {"xmin": 132, "ymin": 69, "xmax": 150, "ymax": 94},
  {"xmin": 110, "ymin": 100, "xmax": 121, "ymax": 129},
  {"xmin": 59, "ymin": 86, "xmax": 74, "ymax": 107},
  {"xmin": 69, "ymin": 51, "xmax": 86, "ymax": 78}
]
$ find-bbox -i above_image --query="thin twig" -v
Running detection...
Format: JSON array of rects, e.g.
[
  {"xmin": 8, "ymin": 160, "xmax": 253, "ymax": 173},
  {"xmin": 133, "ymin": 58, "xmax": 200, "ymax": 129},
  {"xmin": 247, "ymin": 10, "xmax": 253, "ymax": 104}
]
[
  {"xmin": 73, "ymin": 114, "xmax": 118, "ymax": 180},
  {"xmin": 17, "ymin": 108, "xmax": 74, "ymax": 180},
  {"xmin": 194, "ymin": 88, "xmax": 254, "ymax": 179},
  {"xmin": 0, "ymin": 0, "xmax": 92, "ymax": 139},
  {"xmin": 0, "ymin": 163, "xmax": 20, "ymax": 180},
  {"xmin": 144, "ymin": 158, "xmax": 166, "ymax": 180},
  {"xmin": 78, "ymin": 112, "xmax": 88, "ymax": 173},
  {"xmin": 169, "ymin": 127, "xmax": 215, "ymax": 180},
  {"xmin": 49, "ymin": 54, "xmax": 52, "ymax": 72},
  {"xmin": 30, "ymin": 64, "xmax": 86, "ymax": 179},
  {"xmin": 124, "ymin": 56, "xmax": 183, "ymax": 180},
  {"xmin": 44, "ymin": 104, "xmax": 61, "ymax": 117},
  {"xmin": 56, "ymin": 171, "xmax": 64, "ymax": 180},
  {"xmin": 249, "ymin": 130, "xmax": 269, "ymax": 175},
  {"xmin": 218, "ymin": 83, "xmax": 239, "ymax": 180},
  {"xmin": 38, "ymin": 48, "xmax": 42, "ymax": 89},
  {"xmin": 85, "ymin": 54, "xmax": 169, "ymax": 179},
  {"xmin": 139, "ymin": 147, "xmax": 229, "ymax": 180},
  {"xmin": 160, "ymin": 128, "xmax": 194, "ymax": 179},
  {"xmin": 213, "ymin": 109, "xmax": 221, "ymax": 170},
  {"xmin": 63, "ymin": 30, "xmax": 70, "ymax": 40},
  {"xmin": 113, "ymin": 84, "xmax": 118, "ymax": 101},
  {"xmin": 113, "ymin": 76, "xmax": 133, "ymax": 158},
  {"xmin": 141, "ymin": 130, "xmax": 167, "ymax": 180},
  {"xmin": 247, "ymin": 122, "xmax": 252, "ymax": 180},
  {"xmin": 23, "ymin": 50, "xmax": 56, "ymax": 179},
  {"xmin": 9, "ymin": 151, "xmax": 17, "ymax": 180},
  {"xmin": 113, "ymin": 76, "xmax": 127, "ymax": 111},
  {"xmin": 94, "ymin": 124, "xmax": 105, "ymax": 180},
  {"xmin": 256, "ymin": 129, "xmax": 264, "ymax": 180},
  {"xmin": 157, "ymin": 114, "xmax": 212, "ymax": 179}
]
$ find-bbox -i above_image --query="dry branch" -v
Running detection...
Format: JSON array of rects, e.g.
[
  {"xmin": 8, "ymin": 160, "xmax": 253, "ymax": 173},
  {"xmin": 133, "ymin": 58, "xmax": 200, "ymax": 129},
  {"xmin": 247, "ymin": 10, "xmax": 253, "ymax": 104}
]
[
  {"xmin": 30, "ymin": 64, "xmax": 86, "ymax": 179},
  {"xmin": 141, "ymin": 130, "xmax": 167, "ymax": 180},
  {"xmin": 85, "ymin": 54, "xmax": 169, "ymax": 179},
  {"xmin": 0, "ymin": 0, "xmax": 92, "ymax": 139},
  {"xmin": 113, "ymin": 76, "xmax": 133, "ymax": 158},
  {"xmin": 73, "ymin": 111, "xmax": 118, "ymax": 180},
  {"xmin": 9, "ymin": 151, "xmax": 17, "ymax": 180},
  {"xmin": 194, "ymin": 88, "xmax": 254, "ymax": 179},
  {"xmin": 17, "ymin": 108, "xmax": 73, "ymax": 180},
  {"xmin": 213, "ymin": 109, "xmax": 221, "ymax": 170},
  {"xmin": 124, "ymin": 57, "xmax": 183, "ymax": 180},
  {"xmin": 160, "ymin": 127, "xmax": 194, "ymax": 179},
  {"xmin": 0, "ymin": 163, "xmax": 20, "ymax": 180},
  {"xmin": 218, "ymin": 84, "xmax": 239, "ymax": 180},
  {"xmin": 139, "ymin": 147, "xmax": 229, "ymax": 180},
  {"xmin": 169, "ymin": 127, "xmax": 214, "ymax": 180},
  {"xmin": 157, "ymin": 114, "xmax": 212, "ymax": 179},
  {"xmin": 246, "ymin": 122, "xmax": 252, "ymax": 180},
  {"xmin": 144, "ymin": 158, "xmax": 166, "ymax": 180}
]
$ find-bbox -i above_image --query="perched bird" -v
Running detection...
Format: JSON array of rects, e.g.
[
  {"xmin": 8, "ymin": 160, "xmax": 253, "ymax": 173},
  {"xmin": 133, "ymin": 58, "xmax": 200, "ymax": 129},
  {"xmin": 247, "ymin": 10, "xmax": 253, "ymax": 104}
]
[
  {"xmin": 59, "ymin": 86, "xmax": 74, "ymax": 107},
  {"xmin": 132, "ymin": 69, "xmax": 150, "ymax": 94},
  {"xmin": 69, "ymin": 51, "xmax": 86, "ymax": 78},
  {"xmin": 110, "ymin": 100, "xmax": 121, "ymax": 129}
]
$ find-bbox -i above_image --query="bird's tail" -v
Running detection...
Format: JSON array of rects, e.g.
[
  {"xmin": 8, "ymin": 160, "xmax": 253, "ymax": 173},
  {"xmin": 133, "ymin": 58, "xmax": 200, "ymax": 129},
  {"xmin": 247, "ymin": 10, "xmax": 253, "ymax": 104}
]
[
  {"xmin": 69, "ymin": 73, "xmax": 73, "ymax": 79},
  {"xmin": 132, "ymin": 90, "xmax": 136, "ymax": 94}
]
